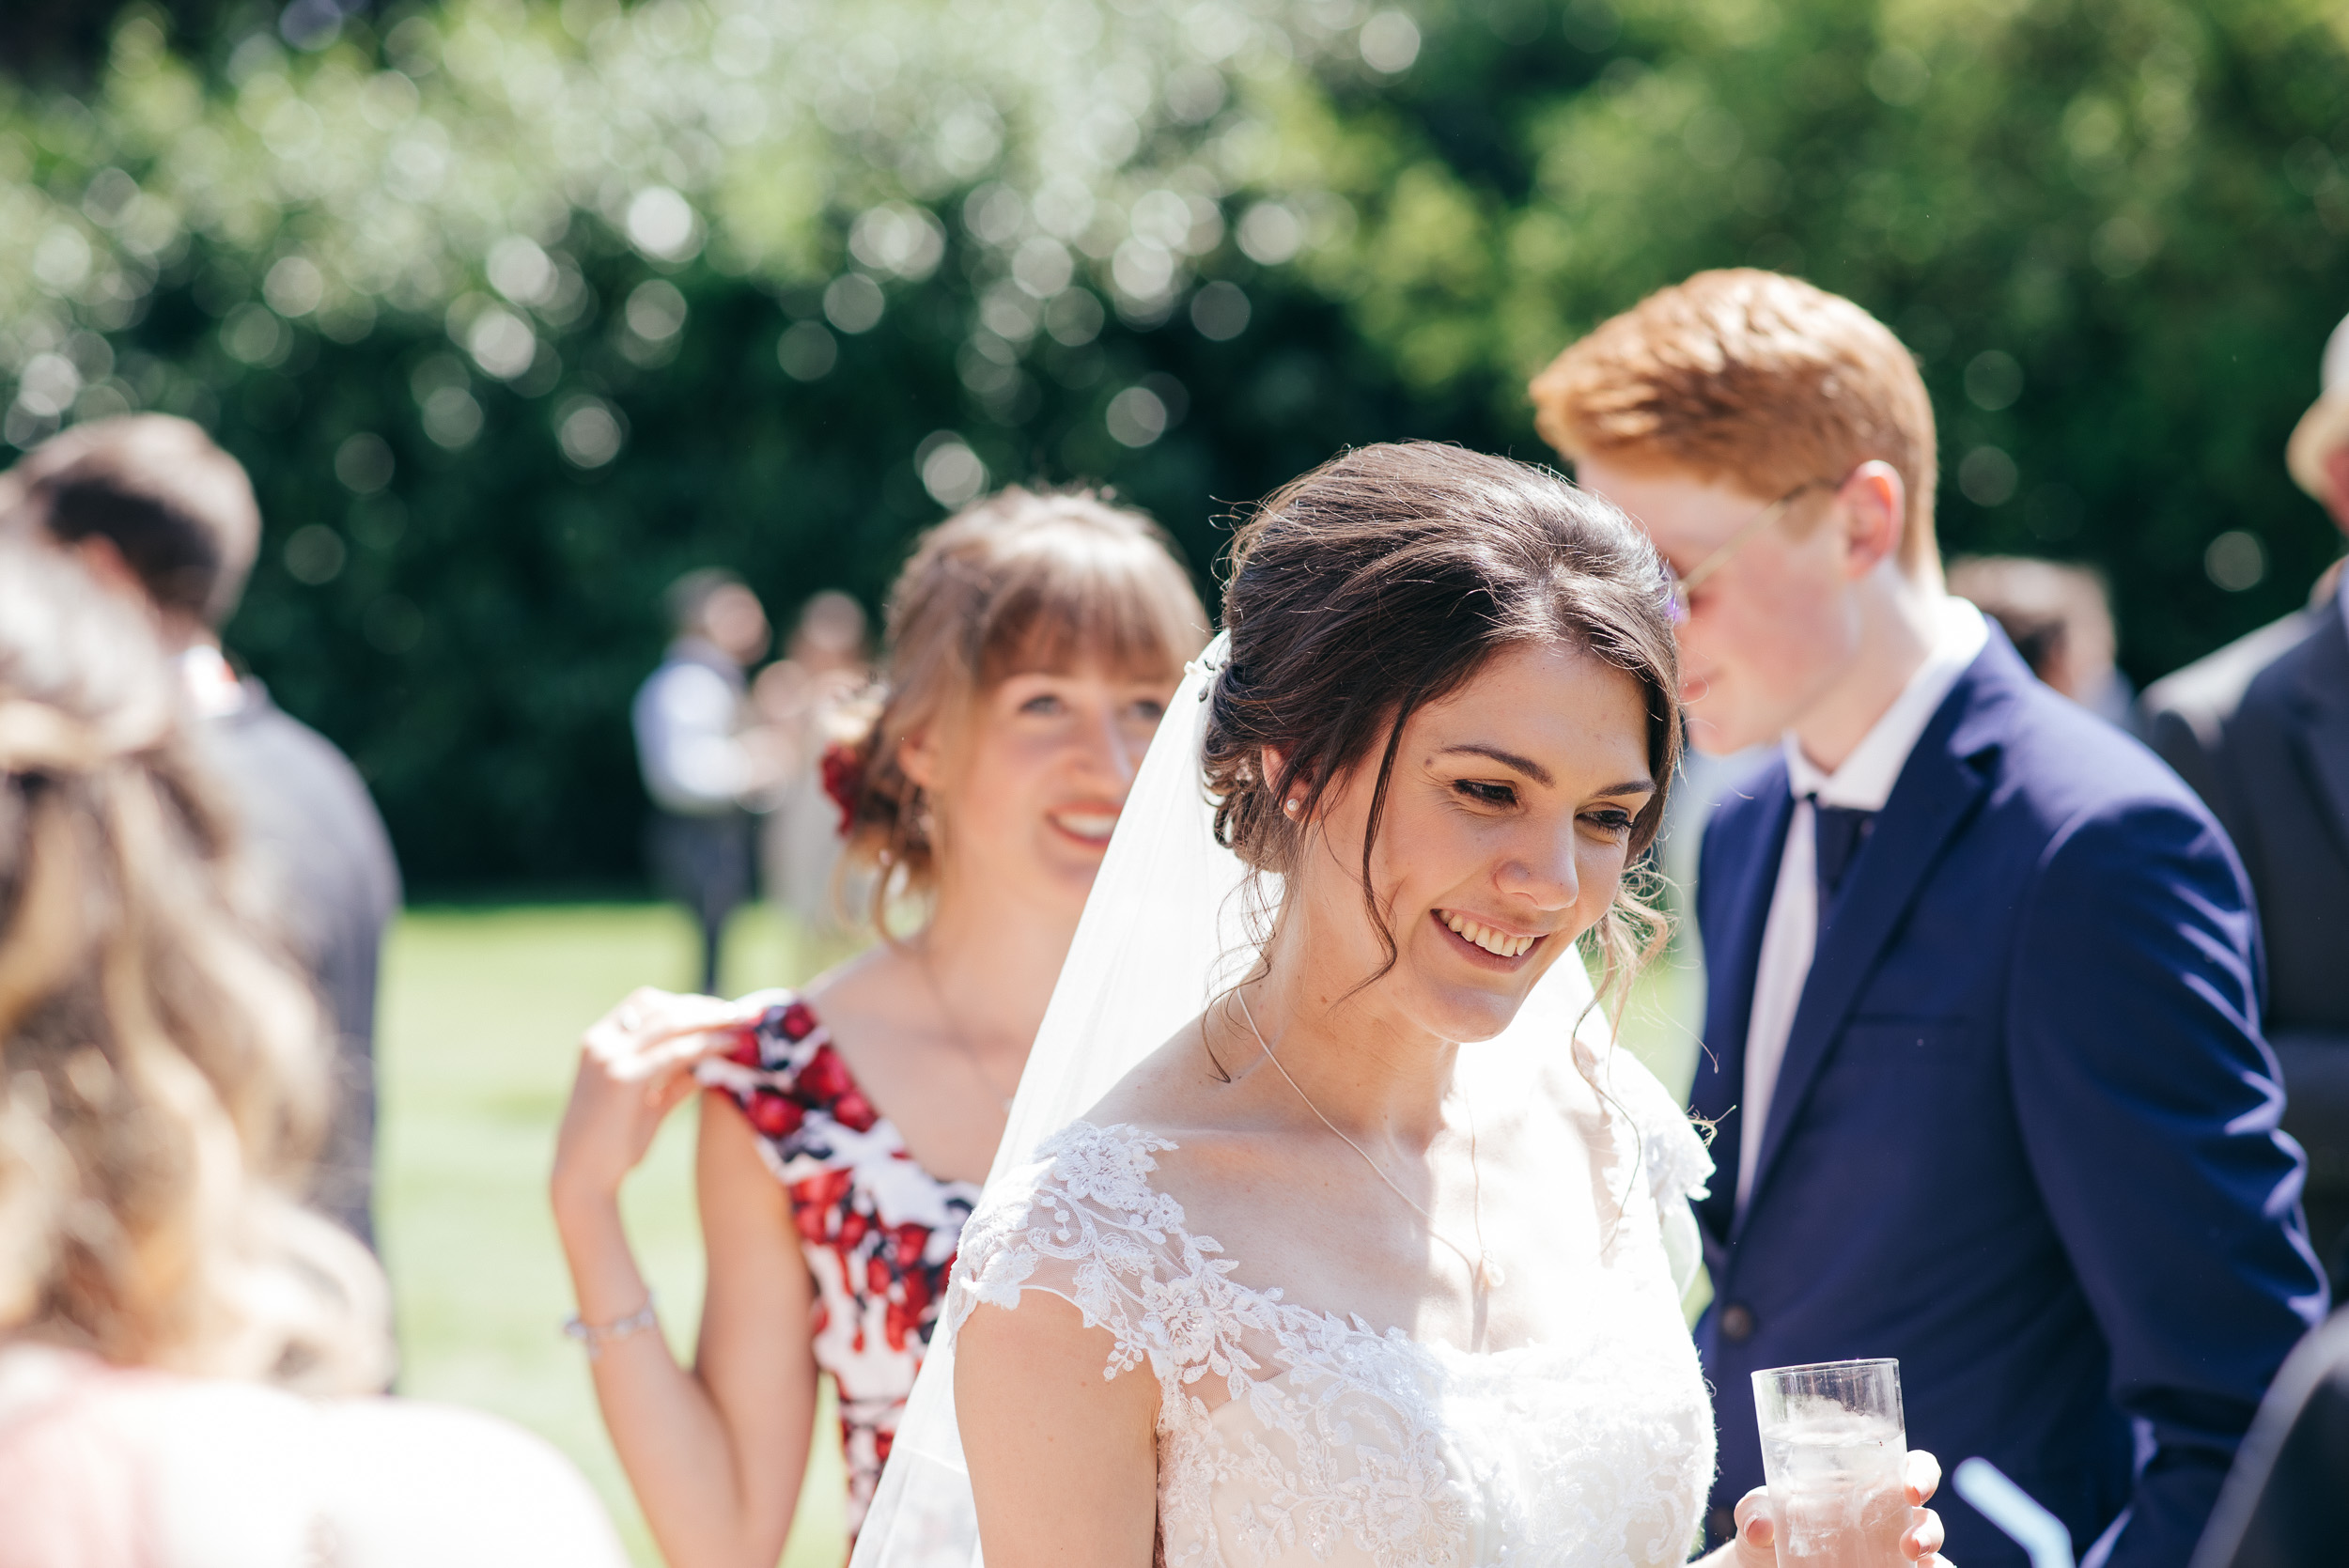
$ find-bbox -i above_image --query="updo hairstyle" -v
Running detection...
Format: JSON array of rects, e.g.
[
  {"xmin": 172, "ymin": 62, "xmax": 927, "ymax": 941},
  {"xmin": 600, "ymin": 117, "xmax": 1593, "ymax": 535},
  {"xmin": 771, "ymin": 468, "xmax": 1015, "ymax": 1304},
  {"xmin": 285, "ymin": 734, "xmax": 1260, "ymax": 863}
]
[
  {"xmin": 1203, "ymin": 442, "xmax": 1683, "ymax": 1006},
  {"xmin": 0, "ymin": 538, "xmax": 388, "ymax": 1391},
  {"xmin": 839, "ymin": 487, "xmax": 1206, "ymax": 929}
]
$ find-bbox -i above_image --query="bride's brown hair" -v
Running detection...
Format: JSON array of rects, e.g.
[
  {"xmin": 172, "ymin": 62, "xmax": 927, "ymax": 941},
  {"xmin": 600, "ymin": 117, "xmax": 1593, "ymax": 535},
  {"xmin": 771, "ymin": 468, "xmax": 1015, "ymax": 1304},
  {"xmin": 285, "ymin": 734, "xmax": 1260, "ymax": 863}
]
[{"xmin": 1203, "ymin": 442, "xmax": 1682, "ymax": 1015}]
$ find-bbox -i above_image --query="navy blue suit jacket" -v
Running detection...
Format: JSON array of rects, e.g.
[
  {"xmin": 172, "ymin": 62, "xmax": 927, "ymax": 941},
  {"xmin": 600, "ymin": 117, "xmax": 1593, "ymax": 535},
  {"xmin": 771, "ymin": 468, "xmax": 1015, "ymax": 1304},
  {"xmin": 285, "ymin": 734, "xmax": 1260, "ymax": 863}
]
[{"xmin": 1692, "ymin": 631, "xmax": 2327, "ymax": 1568}]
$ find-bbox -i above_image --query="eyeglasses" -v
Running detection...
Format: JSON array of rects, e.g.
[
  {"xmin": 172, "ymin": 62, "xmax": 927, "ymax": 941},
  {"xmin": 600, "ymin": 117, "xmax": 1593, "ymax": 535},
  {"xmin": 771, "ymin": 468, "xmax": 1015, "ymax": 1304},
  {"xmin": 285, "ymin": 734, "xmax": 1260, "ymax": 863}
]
[{"xmin": 1664, "ymin": 476, "xmax": 1840, "ymax": 624}]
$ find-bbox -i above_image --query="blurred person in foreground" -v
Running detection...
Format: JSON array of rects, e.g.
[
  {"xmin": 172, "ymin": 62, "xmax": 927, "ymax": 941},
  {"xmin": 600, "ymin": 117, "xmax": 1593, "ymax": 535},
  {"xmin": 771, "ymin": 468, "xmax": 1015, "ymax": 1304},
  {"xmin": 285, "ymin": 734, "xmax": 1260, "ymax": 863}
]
[
  {"xmin": 0, "ymin": 414, "xmax": 399, "ymax": 1250},
  {"xmin": 2144, "ymin": 310, "xmax": 2349, "ymax": 1287},
  {"xmin": 1947, "ymin": 554, "xmax": 2139, "ymax": 731},
  {"xmin": 2191, "ymin": 1305, "xmax": 2349, "ymax": 1568},
  {"xmin": 633, "ymin": 568, "xmax": 784, "ymax": 994},
  {"xmin": 0, "ymin": 537, "xmax": 625, "ymax": 1567},
  {"xmin": 553, "ymin": 489, "xmax": 1205, "ymax": 1564},
  {"xmin": 754, "ymin": 589, "xmax": 874, "ymax": 942},
  {"xmin": 1532, "ymin": 269, "xmax": 2326, "ymax": 1568}
]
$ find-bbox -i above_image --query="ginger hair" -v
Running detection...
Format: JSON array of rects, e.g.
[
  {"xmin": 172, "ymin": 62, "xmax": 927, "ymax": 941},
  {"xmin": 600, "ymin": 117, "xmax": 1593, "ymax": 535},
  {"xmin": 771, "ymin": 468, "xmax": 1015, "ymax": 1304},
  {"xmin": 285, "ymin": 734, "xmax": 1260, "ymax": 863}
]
[{"xmin": 1529, "ymin": 269, "xmax": 1942, "ymax": 583}]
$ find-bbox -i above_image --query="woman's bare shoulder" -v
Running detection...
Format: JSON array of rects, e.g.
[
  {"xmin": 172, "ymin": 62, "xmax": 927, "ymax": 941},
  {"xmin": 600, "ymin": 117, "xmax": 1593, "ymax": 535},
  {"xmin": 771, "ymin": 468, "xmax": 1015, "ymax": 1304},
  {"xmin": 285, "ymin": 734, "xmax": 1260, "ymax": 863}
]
[
  {"xmin": 1080, "ymin": 1017, "xmax": 1252, "ymax": 1139},
  {"xmin": 794, "ymin": 942, "xmax": 903, "ymax": 1018},
  {"xmin": 794, "ymin": 944, "xmax": 934, "ymax": 1062}
]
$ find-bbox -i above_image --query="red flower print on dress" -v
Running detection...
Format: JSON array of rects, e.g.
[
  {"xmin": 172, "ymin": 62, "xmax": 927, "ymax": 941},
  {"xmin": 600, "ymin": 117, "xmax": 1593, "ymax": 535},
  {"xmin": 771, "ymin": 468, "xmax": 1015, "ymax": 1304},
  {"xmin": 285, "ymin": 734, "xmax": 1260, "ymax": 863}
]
[
  {"xmin": 745, "ymin": 1090, "xmax": 804, "ymax": 1140},
  {"xmin": 694, "ymin": 988, "xmax": 979, "ymax": 1544},
  {"xmin": 798, "ymin": 1044, "xmax": 853, "ymax": 1103}
]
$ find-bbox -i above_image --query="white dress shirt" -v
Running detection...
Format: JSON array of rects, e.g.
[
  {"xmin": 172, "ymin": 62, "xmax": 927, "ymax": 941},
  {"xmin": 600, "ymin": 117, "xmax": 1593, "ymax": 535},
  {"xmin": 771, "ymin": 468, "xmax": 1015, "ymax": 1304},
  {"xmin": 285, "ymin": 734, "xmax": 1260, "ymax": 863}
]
[
  {"xmin": 1734, "ymin": 597, "xmax": 1990, "ymax": 1211},
  {"xmin": 631, "ymin": 638, "xmax": 756, "ymax": 816}
]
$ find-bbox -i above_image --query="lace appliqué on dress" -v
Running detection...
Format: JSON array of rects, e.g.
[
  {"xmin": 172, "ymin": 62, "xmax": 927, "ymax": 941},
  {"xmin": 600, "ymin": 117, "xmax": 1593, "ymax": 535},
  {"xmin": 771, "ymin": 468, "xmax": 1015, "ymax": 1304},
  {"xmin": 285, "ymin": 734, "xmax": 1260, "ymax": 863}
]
[{"xmin": 948, "ymin": 1088, "xmax": 1715, "ymax": 1568}]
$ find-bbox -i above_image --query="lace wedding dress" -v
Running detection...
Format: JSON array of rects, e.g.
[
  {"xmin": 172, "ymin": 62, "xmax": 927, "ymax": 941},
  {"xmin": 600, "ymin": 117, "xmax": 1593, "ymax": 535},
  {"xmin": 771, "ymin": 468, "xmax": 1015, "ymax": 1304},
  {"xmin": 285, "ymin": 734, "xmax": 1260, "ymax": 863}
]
[{"xmin": 946, "ymin": 1034, "xmax": 1718, "ymax": 1568}]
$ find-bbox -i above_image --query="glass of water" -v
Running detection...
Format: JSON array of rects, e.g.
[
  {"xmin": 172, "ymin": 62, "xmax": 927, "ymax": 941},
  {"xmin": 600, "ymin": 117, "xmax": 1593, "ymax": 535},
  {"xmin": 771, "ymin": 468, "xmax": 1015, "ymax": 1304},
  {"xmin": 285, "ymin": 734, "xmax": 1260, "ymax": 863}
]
[{"xmin": 1751, "ymin": 1358, "xmax": 1908, "ymax": 1568}]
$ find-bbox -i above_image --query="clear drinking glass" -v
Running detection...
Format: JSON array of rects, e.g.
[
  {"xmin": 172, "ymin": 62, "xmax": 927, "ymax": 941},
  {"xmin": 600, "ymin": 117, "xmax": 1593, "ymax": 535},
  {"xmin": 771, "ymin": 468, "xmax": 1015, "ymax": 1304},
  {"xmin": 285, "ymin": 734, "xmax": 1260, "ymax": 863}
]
[{"xmin": 1751, "ymin": 1358, "xmax": 1908, "ymax": 1568}]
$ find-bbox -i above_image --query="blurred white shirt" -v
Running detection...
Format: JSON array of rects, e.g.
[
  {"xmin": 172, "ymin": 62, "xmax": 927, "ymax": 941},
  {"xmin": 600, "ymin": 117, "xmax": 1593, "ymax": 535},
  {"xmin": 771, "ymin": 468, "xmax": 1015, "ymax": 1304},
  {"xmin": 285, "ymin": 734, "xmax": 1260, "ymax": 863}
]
[{"xmin": 632, "ymin": 637, "xmax": 755, "ymax": 815}]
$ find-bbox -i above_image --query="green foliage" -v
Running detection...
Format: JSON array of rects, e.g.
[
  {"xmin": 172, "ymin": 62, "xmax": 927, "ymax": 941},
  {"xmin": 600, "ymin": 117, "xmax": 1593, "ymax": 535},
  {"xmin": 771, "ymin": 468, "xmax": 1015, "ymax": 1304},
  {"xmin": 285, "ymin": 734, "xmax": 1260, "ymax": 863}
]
[
  {"xmin": 4, "ymin": 0, "xmax": 2347, "ymax": 891},
  {"xmin": 1283, "ymin": 0, "xmax": 2349, "ymax": 673}
]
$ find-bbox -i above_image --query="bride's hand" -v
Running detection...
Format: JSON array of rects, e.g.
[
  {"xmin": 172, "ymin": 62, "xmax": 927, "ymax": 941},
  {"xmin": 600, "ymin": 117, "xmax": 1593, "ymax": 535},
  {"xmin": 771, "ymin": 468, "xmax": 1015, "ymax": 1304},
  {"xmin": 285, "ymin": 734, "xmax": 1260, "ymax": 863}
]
[
  {"xmin": 552, "ymin": 987, "xmax": 766, "ymax": 1214},
  {"xmin": 1727, "ymin": 1451, "xmax": 1951, "ymax": 1567}
]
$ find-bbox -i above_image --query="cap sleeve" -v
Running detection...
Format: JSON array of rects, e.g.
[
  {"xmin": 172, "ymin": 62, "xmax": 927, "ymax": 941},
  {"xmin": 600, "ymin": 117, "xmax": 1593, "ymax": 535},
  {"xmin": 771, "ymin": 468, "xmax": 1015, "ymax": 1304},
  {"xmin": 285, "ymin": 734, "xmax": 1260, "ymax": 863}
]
[{"xmin": 946, "ymin": 1122, "xmax": 1285, "ymax": 1399}]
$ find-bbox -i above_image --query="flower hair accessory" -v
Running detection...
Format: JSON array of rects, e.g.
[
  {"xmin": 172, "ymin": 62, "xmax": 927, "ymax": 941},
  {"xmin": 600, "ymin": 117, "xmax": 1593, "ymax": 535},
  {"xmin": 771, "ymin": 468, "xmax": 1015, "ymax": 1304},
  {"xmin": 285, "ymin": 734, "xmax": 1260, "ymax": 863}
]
[{"xmin": 819, "ymin": 737, "xmax": 866, "ymax": 837}]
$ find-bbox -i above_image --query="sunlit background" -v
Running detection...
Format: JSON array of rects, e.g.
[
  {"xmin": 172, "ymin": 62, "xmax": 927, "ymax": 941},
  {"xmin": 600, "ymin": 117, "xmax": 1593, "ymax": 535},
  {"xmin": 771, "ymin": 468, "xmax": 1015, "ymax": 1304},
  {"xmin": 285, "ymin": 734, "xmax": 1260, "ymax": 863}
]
[{"xmin": 5, "ymin": 0, "xmax": 2347, "ymax": 1560}]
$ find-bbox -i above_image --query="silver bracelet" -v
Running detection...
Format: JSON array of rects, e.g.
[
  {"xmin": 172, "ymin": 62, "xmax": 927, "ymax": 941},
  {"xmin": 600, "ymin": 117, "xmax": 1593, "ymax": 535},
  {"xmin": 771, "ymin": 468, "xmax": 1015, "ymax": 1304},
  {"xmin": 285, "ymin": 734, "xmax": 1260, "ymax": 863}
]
[{"xmin": 562, "ymin": 1295, "xmax": 658, "ymax": 1360}]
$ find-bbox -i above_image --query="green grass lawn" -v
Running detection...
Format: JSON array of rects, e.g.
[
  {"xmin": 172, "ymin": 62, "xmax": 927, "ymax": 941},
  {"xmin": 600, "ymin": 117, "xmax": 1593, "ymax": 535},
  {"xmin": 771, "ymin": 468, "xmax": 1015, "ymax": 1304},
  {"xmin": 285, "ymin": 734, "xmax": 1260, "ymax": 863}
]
[
  {"xmin": 377, "ymin": 901, "xmax": 1707, "ymax": 1568},
  {"xmin": 377, "ymin": 902, "xmax": 854, "ymax": 1568}
]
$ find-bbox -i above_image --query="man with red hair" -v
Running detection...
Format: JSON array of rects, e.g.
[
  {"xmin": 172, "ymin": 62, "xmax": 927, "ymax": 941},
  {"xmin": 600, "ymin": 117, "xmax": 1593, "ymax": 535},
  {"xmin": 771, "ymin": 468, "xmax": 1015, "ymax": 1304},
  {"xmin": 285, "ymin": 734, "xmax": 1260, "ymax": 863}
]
[{"xmin": 1535, "ymin": 271, "xmax": 2324, "ymax": 1568}]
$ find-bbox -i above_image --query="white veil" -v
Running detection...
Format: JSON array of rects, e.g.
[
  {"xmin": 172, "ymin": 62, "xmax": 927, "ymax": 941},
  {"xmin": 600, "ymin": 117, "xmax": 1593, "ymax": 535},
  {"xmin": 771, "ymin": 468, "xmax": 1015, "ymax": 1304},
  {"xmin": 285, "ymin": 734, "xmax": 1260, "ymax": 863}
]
[{"xmin": 848, "ymin": 629, "xmax": 1623, "ymax": 1568}]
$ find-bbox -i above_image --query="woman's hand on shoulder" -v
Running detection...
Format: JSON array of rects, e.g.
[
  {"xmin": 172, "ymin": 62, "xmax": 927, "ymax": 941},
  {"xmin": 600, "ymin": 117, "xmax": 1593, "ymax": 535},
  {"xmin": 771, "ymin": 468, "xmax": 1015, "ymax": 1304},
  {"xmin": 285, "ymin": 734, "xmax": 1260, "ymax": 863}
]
[
  {"xmin": 552, "ymin": 987, "xmax": 766, "ymax": 1216},
  {"xmin": 1721, "ymin": 1451, "xmax": 1951, "ymax": 1568}
]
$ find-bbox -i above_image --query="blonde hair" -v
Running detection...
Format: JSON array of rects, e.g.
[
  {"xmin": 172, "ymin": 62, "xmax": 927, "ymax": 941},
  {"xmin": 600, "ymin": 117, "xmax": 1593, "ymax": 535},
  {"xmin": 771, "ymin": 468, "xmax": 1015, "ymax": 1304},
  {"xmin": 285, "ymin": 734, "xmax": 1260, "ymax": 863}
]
[
  {"xmin": 1530, "ymin": 269, "xmax": 1942, "ymax": 582},
  {"xmin": 0, "ymin": 539, "xmax": 389, "ymax": 1391},
  {"xmin": 840, "ymin": 487, "xmax": 1206, "ymax": 930}
]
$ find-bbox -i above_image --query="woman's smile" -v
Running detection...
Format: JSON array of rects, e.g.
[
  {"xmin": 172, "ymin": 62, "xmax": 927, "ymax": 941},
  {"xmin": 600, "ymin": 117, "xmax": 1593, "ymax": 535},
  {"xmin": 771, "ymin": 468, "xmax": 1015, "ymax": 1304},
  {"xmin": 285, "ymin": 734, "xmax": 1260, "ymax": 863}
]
[
  {"xmin": 1433, "ymin": 908, "xmax": 1548, "ymax": 964},
  {"xmin": 1046, "ymin": 803, "xmax": 1122, "ymax": 848}
]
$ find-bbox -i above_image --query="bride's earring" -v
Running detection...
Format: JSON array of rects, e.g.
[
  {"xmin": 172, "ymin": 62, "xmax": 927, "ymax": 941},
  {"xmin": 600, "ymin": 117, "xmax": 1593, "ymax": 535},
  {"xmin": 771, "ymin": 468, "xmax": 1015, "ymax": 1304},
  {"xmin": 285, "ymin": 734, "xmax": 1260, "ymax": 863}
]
[{"xmin": 1283, "ymin": 797, "xmax": 1300, "ymax": 816}]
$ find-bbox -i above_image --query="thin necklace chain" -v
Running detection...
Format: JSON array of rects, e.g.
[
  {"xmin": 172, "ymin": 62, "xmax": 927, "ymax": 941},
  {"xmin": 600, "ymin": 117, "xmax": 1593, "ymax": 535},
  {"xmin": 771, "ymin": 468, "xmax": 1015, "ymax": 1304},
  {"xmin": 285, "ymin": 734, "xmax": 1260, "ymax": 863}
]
[
  {"xmin": 1234, "ymin": 987, "xmax": 1501, "ymax": 1294},
  {"xmin": 914, "ymin": 946, "xmax": 1017, "ymax": 1112}
]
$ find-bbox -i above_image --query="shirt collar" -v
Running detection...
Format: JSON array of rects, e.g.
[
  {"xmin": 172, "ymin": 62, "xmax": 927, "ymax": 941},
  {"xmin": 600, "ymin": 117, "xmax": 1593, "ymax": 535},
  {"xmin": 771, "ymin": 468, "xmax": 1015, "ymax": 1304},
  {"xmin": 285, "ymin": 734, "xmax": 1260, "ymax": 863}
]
[
  {"xmin": 178, "ymin": 643, "xmax": 248, "ymax": 721},
  {"xmin": 1783, "ymin": 597, "xmax": 1989, "ymax": 811}
]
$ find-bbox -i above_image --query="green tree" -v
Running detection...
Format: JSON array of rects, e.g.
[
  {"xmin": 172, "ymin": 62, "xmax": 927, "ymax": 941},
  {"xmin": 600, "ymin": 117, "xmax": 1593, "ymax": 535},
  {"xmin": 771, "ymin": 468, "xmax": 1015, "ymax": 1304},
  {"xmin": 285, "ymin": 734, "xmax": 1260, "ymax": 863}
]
[{"xmin": 4, "ymin": 0, "xmax": 2345, "ymax": 891}]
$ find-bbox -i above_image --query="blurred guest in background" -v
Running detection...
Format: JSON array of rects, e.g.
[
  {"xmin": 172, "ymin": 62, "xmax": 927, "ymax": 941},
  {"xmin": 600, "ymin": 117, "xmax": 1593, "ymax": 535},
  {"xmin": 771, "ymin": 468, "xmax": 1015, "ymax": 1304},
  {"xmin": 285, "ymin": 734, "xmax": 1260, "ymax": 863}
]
[
  {"xmin": 1534, "ymin": 269, "xmax": 2326, "ymax": 1568},
  {"xmin": 1948, "ymin": 554, "xmax": 2139, "ymax": 731},
  {"xmin": 0, "ymin": 415, "xmax": 399, "ymax": 1251},
  {"xmin": 0, "ymin": 538, "xmax": 625, "ymax": 1568},
  {"xmin": 2144, "ymin": 309, "xmax": 2349, "ymax": 1286},
  {"xmin": 632, "ymin": 569, "xmax": 783, "ymax": 994},
  {"xmin": 552, "ymin": 489, "xmax": 1206, "ymax": 1564},
  {"xmin": 755, "ymin": 589, "xmax": 874, "ymax": 940}
]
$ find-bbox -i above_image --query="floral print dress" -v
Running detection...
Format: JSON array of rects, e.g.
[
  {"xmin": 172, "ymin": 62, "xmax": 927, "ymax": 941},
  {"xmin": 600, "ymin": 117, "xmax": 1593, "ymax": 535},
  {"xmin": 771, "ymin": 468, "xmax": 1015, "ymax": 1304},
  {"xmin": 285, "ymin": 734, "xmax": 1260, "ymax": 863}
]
[{"xmin": 695, "ymin": 990, "xmax": 980, "ymax": 1540}]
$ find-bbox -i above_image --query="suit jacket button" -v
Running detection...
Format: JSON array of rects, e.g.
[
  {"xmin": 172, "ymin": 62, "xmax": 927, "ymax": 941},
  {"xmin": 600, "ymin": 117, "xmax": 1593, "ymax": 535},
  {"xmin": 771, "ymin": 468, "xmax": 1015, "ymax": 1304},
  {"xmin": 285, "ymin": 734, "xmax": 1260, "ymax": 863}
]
[{"xmin": 1719, "ymin": 1303, "xmax": 1755, "ymax": 1343}]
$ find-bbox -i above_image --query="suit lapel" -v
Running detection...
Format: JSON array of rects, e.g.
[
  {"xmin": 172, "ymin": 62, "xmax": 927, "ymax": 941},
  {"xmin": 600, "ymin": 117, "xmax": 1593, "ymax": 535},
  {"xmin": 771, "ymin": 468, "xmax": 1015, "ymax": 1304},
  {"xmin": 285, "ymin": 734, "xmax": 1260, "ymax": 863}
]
[
  {"xmin": 1736, "ymin": 648, "xmax": 2012, "ymax": 1233},
  {"xmin": 2290, "ymin": 608, "xmax": 2349, "ymax": 865},
  {"xmin": 1692, "ymin": 772, "xmax": 1794, "ymax": 1239}
]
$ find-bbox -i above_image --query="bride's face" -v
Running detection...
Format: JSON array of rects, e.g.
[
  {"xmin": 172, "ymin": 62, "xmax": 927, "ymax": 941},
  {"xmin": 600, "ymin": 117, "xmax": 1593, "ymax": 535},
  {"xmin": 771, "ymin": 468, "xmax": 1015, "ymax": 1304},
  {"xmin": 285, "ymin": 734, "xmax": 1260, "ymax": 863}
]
[{"xmin": 1287, "ymin": 640, "xmax": 1656, "ymax": 1044}]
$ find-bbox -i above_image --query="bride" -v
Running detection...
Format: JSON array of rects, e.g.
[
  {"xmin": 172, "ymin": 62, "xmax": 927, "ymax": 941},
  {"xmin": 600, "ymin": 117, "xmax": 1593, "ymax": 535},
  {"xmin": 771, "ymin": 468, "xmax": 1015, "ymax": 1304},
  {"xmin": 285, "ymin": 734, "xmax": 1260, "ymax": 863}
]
[{"xmin": 878, "ymin": 442, "xmax": 1952, "ymax": 1568}]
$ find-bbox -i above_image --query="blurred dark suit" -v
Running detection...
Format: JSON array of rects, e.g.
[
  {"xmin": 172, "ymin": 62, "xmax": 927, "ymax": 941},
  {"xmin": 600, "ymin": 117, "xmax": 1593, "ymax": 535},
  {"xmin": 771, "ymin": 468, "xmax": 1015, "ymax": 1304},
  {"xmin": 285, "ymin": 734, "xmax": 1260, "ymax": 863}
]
[
  {"xmin": 2146, "ymin": 593, "xmax": 2349, "ymax": 1280},
  {"xmin": 201, "ymin": 678, "xmax": 402, "ymax": 1250},
  {"xmin": 2193, "ymin": 1309, "xmax": 2349, "ymax": 1568}
]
